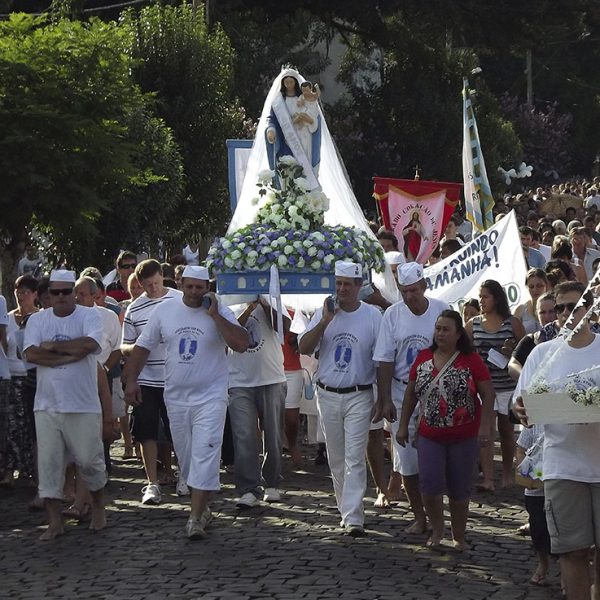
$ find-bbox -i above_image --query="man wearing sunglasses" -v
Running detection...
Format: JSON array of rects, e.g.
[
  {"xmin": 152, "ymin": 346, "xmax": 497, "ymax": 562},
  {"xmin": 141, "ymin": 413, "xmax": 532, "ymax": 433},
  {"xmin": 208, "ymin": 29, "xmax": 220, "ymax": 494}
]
[
  {"xmin": 513, "ymin": 281, "xmax": 600, "ymax": 600},
  {"xmin": 106, "ymin": 250, "xmax": 137, "ymax": 303},
  {"xmin": 23, "ymin": 270, "xmax": 108, "ymax": 541}
]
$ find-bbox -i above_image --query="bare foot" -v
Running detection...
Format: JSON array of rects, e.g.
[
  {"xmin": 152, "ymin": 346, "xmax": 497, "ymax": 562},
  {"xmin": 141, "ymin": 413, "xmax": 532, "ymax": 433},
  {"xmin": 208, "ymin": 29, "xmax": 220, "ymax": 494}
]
[
  {"xmin": 374, "ymin": 492, "xmax": 390, "ymax": 508},
  {"xmin": 289, "ymin": 446, "xmax": 302, "ymax": 467},
  {"xmin": 476, "ymin": 481, "xmax": 495, "ymax": 493},
  {"xmin": 453, "ymin": 539, "xmax": 470, "ymax": 552},
  {"xmin": 89, "ymin": 505, "xmax": 106, "ymax": 532},
  {"xmin": 501, "ymin": 475, "xmax": 514, "ymax": 489},
  {"xmin": 39, "ymin": 525, "xmax": 65, "ymax": 541},
  {"xmin": 405, "ymin": 519, "xmax": 427, "ymax": 534}
]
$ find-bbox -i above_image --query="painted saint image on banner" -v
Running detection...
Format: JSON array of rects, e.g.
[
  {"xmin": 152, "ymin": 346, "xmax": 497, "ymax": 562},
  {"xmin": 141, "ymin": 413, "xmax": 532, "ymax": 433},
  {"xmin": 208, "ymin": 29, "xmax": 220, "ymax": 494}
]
[{"xmin": 402, "ymin": 211, "xmax": 429, "ymax": 262}]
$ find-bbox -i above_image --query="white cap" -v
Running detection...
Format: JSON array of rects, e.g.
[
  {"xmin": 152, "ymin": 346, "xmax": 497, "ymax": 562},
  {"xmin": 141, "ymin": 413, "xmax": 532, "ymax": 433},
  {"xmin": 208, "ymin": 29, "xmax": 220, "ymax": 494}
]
[
  {"xmin": 182, "ymin": 265, "xmax": 209, "ymax": 280},
  {"xmin": 397, "ymin": 262, "xmax": 424, "ymax": 286},
  {"xmin": 49, "ymin": 270, "xmax": 76, "ymax": 283},
  {"xmin": 334, "ymin": 261, "xmax": 362, "ymax": 278},
  {"xmin": 384, "ymin": 251, "xmax": 406, "ymax": 266}
]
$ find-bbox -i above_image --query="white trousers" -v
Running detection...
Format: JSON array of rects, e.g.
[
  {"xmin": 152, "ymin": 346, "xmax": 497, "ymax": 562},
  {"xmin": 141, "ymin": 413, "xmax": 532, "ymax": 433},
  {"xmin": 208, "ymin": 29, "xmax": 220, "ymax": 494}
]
[
  {"xmin": 388, "ymin": 380, "xmax": 419, "ymax": 476},
  {"xmin": 166, "ymin": 399, "xmax": 227, "ymax": 491},
  {"xmin": 35, "ymin": 411, "xmax": 107, "ymax": 500},
  {"xmin": 317, "ymin": 388, "xmax": 373, "ymax": 527}
]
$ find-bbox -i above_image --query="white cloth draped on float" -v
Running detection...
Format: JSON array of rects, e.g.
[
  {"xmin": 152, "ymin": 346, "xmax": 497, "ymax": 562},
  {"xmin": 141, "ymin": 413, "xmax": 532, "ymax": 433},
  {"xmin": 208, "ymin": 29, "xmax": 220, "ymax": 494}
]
[
  {"xmin": 228, "ymin": 68, "xmax": 374, "ymax": 238},
  {"xmin": 225, "ymin": 67, "xmax": 397, "ymax": 313}
]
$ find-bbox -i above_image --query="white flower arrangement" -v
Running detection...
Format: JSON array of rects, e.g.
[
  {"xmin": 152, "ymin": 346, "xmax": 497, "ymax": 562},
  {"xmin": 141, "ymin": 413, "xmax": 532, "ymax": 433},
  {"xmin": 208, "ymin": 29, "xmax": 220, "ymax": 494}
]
[
  {"xmin": 527, "ymin": 373, "xmax": 600, "ymax": 408},
  {"xmin": 207, "ymin": 158, "xmax": 385, "ymax": 275}
]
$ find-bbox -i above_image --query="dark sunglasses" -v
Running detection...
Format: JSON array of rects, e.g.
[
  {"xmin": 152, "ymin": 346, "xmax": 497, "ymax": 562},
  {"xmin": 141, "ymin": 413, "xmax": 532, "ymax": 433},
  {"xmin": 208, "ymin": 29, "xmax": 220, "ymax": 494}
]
[
  {"xmin": 554, "ymin": 302, "xmax": 578, "ymax": 314},
  {"xmin": 49, "ymin": 288, "xmax": 73, "ymax": 296},
  {"xmin": 120, "ymin": 263, "xmax": 137, "ymax": 269}
]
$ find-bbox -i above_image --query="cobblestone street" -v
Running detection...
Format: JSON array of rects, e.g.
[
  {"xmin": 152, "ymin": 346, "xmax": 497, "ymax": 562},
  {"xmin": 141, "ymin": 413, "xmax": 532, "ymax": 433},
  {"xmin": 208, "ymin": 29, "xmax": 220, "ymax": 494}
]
[{"xmin": 1, "ymin": 444, "xmax": 561, "ymax": 600}]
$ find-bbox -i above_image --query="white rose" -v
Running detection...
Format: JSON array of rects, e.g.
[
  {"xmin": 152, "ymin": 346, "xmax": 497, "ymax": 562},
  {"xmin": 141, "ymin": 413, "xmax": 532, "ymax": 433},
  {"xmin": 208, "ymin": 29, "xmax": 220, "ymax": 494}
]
[
  {"xmin": 312, "ymin": 232, "xmax": 325, "ymax": 242},
  {"xmin": 288, "ymin": 205, "xmax": 299, "ymax": 217},
  {"xmin": 311, "ymin": 260, "xmax": 321, "ymax": 270},
  {"xmin": 246, "ymin": 256, "xmax": 257, "ymax": 267},
  {"xmin": 297, "ymin": 257, "xmax": 305, "ymax": 269},
  {"xmin": 324, "ymin": 254, "xmax": 334, "ymax": 264},
  {"xmin": 258, "ymin": 169, "xmax": 276, "ymax": 183},
  {"xmin": 284, "ymin": 245, "xmax": 294, "ymax": 255},
  {"xmin": 279, "ymin": 219, "xmax": 290, "ymax": 228},
  {"xmin": 293, "ymin": 241, "xmax": 303, "ymax": 250},
  {"xmin": 278, "ymin": 255, "xmax": 288, "ymax": 267},
  {"xmin": 224, "ymin": 257, "xmax": 234, "ymax": 268},
  {"xmin": 261, "ymin": 246, "xmax": 271, "ymax": 254},
  {"xmin": 230, "ymin": 250, "xmax": 242, "ymax": 260},
  {"xmin": 279, "ymin": 155, "xmax": 298, "ymax": 166},
  {"xmin": 294, "ymin": 177, "xmax": 310, "ymax": 191},
  {"xmin": 238, "ymin": 242, "xmax": 246, "ymax": 250},
  {"xmin": 247, "ymin": 250, "xmax": 258, "ymax": 259},
  {"xmin": 221, "ymin": 240, "xmax": 232, "ymax": 249},
  {"xmin": 307, "ymin": 246, "xmax": 317, "ymax": 257}
]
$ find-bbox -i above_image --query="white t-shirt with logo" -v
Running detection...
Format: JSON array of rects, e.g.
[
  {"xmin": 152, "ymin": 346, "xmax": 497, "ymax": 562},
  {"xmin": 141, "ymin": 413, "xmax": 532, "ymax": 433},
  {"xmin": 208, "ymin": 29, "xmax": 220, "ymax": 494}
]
[
  {"xmin": 300, "ymin": 302, "xmax": 382, "ymax": 388},
  {"xmin": 228, "ymin": 305, "xmax": 286, "ymax": 387},
  {"xmin": 137, "ymin": 297, "xmax": 238, "ymax": 406},
  {"xmin": 24, "ymin": 305, "xmax": 103, "ymax": 413},
  {"xmin": 515, "ymin": 334, "xmax": 600, "ymax": 483},
  {"xmin": 122, "ymin": 288, "xmax": 182, "ymax": 387},
  {"xmin": 373, "ymin": 297, "xmax": 449, "ymax": 384}
]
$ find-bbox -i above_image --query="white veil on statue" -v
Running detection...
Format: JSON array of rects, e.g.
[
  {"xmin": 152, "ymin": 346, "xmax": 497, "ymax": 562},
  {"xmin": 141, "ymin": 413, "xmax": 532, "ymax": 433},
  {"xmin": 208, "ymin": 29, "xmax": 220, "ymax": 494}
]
[{"xmin": 228, "ymin": 67, "xmax": 375, "ymax": 238}]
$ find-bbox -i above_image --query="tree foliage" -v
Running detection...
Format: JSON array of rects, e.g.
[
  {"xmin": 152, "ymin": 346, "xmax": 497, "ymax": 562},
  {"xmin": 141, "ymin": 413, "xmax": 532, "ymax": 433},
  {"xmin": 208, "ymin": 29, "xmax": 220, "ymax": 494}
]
[
  {"xmin": 0, "ymin": 12, "xmax": 184, "ymax": 280},
  {"xmin": 120, "ymin": 2, "xmax": 249, "ymax": 240}
]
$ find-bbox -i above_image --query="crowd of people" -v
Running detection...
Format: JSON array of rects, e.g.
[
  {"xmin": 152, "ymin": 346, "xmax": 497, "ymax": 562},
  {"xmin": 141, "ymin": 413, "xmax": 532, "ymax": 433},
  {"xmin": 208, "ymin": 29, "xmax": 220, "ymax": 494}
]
[{"xmin": 1, "ymin": 177, "xmax": 600, "ymax": 599}]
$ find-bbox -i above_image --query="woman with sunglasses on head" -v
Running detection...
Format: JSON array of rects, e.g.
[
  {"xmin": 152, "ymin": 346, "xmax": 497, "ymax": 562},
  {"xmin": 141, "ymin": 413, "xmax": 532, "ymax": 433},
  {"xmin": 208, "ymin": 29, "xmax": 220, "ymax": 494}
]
[
  {"xmin": 465, "ymin": 280, "xmax": 525, "ymax": 491},
  {"xmin": 2, "ymin": 275, "xmax": 39, "ymax": 487},
  {"xmin": 397, "ymin": 310, "xmax": 494, "ymax": 550}
]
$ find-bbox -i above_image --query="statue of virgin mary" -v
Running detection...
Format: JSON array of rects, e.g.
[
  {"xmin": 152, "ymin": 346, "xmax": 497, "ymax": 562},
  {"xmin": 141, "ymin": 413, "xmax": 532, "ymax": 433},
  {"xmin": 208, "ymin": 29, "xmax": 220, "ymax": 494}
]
[{"xmin": 228, "ymin": 67, "xmax": 372, "ymax": 237}]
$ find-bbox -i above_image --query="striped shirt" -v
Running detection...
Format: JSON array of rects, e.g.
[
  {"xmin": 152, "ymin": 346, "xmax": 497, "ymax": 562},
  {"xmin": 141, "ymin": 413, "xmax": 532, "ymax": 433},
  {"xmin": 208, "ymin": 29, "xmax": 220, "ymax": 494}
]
[
  {"xmin": 122, "ymin": 288, "xmax": 182, "ymax": 387},
  {"xmin": 471, "ymin": 315, "xmax": 515, "ymax": 393}
]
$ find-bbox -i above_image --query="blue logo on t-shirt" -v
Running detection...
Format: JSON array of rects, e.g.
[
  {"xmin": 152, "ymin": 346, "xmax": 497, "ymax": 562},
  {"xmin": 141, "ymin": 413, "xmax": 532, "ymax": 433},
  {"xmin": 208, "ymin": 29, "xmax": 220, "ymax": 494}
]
[
  {"xmin": 334, "ymin": 343, "xmax": 352, "ymax": 370},
  {"xmin": 178, "ymin": 337, "xmax": 198, "ymax": 361}
]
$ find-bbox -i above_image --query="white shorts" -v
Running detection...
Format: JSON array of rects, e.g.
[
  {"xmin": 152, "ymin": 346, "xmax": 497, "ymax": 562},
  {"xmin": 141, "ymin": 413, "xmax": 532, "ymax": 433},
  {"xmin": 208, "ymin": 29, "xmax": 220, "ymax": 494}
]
[
  {"xmin": 494, "ymin": 390, "xmax": 514, "ymax": 416},
  {"xmin": 166, "ymin": 399, "xmax": 227, "ymax": 491},
  {"xmin": 35, "ymin": 411, "xmax": 107, "ymax": 499},
  {"xmin": 389, "ymin": 379, "xmax": 419, "ymax": 476},
  {"xmin": 284, "ymin": 370, "xmax": 303, "ymax": 410},
  {"xmin": 112, "ymin": 380, "xmax": 126, "ymax": 419}
]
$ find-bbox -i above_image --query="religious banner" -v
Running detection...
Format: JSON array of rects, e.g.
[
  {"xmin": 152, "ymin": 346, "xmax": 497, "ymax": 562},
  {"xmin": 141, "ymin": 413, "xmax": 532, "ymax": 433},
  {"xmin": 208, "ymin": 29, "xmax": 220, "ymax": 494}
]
[
  {"xmin": 373, "ymin": 177, "xmax": 462, "ymax": 265},
  {"xmin": 388, "ymin": 187, "xmax": 446, "ymax": 263},
  {"xmin": 423, "ymin": 211, "xmax": 527, "ymax": 311}
]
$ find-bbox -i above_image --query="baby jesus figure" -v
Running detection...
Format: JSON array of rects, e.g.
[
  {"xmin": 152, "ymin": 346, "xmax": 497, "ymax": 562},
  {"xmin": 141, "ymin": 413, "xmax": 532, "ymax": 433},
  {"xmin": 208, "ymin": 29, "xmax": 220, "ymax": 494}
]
[{"xmin": 293, "ymin": 81, "xmax": 320, "ymax": 128}]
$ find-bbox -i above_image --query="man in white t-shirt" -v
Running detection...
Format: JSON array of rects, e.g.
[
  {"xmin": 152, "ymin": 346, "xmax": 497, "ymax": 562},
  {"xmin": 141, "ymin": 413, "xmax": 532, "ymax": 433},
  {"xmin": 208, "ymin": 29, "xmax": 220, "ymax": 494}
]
[
  {"xmin": 373, "ymin": 262, "xmax": 449, "ymax": 533},
  {"xmin": 513, "ymin": 281, "xmax": 600, "ymax": 600},
  {"xmin": 24, "ymin": 270, "xmax": 108, "ymax": 541},
  {"xmin": 121, "ymin": 259, "xmax": 182, "ymax": 505},
  {"xmin": 299, "ymin": 261, "xmax": 382, "ymax": 536},
  {"xmin": 124, "ymin": 266, "xmax": 249, "ymax": 539},
  {"xmin": 228, "ymin": 294, "xmax": 290, "ymax": 508},
  {"xmin": 584, "ymin": 186, "xmax": 600, "ymax": 211}
]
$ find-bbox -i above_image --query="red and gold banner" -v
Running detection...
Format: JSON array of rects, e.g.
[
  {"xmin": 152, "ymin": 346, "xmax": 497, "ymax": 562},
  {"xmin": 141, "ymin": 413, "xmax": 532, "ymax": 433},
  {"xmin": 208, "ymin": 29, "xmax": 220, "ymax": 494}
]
[{"xmin": 373, "ymin": 177, "xmax": 462, "ymax": 264}]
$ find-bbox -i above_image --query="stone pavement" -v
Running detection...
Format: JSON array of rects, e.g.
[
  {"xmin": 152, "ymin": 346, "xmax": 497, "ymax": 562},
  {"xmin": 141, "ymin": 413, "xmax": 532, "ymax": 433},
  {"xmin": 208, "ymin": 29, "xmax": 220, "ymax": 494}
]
[{"xmin": 1, "ymin": 443, "xmax": 561, "ymax": 600}]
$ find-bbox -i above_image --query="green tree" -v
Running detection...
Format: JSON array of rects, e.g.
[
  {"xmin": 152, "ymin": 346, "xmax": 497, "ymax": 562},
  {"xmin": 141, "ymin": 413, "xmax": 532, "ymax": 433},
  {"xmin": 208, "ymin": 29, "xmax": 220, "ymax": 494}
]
[
  {"xmin": 121, "ymin": 2, "xmax": 249, "ymax": 242},
  {"xmin": 0, "ymin": 13, "xmax": 183, "ymax": 287}
]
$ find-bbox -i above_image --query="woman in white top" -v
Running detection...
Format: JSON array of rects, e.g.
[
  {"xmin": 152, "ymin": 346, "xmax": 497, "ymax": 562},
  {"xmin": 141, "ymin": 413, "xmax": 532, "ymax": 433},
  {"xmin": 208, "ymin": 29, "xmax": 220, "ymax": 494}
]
[
  {"xmin": 2, "ymin": 275, "xmax": 39, "ymax": 486},
  {"xmin": 513, "ymin": 269, "xmax": 549, "ymax": 334}
]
